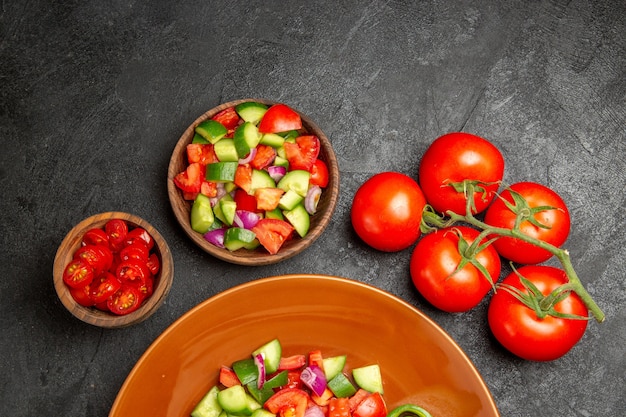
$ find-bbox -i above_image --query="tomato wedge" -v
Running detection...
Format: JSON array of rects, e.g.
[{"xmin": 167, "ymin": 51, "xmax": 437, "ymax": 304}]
[
  {"xmin": 107, "ymin": 284, "xmax": 143, "ymax": 315},
  {"xmin": 251, "ymin": 219, "xmax": 294, "ymax": 255},
  {"xmin": 284, "ymin": 135, "xmax": 320, "ymax": 171},
  {"xmin": 278, "ymin": 354, "xmax": 306, "ymax": 371},
  {"xmin": 234, "ymin": 163, "xmax": 253, "ymax": 193},
  {"xmin": 329, "ymin": 397, "xmax": 351, "ymax": 417},
  {"xmin": 310, "ymin": 159, "xmax": 329, "ymax": 188},
  {"xmin": 174, "ymin": 162, "xmax": 204, "ymax": 194},
  {"xmin": 353, "ymin": 392, "xmax": 387, "ymax": 417},
  {"xmin": 255, "ymin": 187, "xmax": 285, "ymax": 211},
  {"xmin": 219, "ymin": 366, "xmax": 241, "ymax": 388},
  {"xmin": 258, "ymin": 104, "xmax": 302, "ymax": 133},
  {"xmin": 264, "ymin": 388, "xmax": 309, "ymax": 417},
  {"xmin": 187, "ymin": 143, "xmax": 219, "ymax": 165},
  {"xmin": 234, "ymin": 188, "xmax": 260, "ymax": 213},
  {"xmin": 212, "ymin": 107, "xmax": 241, "ymax": 132}
]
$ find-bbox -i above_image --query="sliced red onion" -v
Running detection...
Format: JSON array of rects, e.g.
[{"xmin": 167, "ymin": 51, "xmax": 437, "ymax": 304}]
[
  {"xmin": 233, "ymin": 210, "xmax": 260, "ymax": 229},
  {"xmin": 304, "ymin": 185, "xmax": 322, "ymax": 215},
  {"xmin": 254, "ymin": 353, "xmax": 266, "ymax": 389},
  {"xmin": 239, "ymin": 147, "xmax": 257, "ymax": 164},
  {"xmin": 304, "ymin": 404, "xmax": 326, "ymax": 417},
  {"xmin": 210, "ymin": 183, "xmax": 227, "ymax": 207},
  {"xmin": 300, "ymin": 365, "xmax": 326, "ymax": 396},
  {"xmin": 203, "ymin": 228, "xmax": 226, "ymax": 248},
  {"xmin": 267, "ymin": 165, "xmax": 287, "ymax": 182}
]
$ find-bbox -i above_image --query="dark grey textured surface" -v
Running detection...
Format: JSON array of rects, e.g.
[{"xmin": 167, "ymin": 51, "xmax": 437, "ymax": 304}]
[{"xmin": 1, "ymin": 1, "xmax": 624, "ymax": 416}]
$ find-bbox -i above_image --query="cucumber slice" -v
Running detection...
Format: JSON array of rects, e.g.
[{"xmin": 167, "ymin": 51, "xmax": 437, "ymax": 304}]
[
  {"xmin": 277, "ymin": 170, "xmax": 310, "ymax": 197},
  {"xmin": 192, "ymin": 132, "xmax": 210, "ymax": 144},
  {"xmin": 278, "ymin": 189, "xmax": 304, "ymax": 211},
  {"xmin": 283, "ymin": 204, "xmax": 310, "ymax": 237},
  {"xmin": 260, "ymin": 133, "xmax": 285, "ymax": 148},
  {"xmin": 224, "ymin": 227, "xmax": 258, "ymax": 251},
  {"xmin": 250, "ymin": 169, "xmax": 276, "ymax": 193},
  {"xmin": 219, "ymin": 199, "xmax": 237, "ymax": 226},
  {"xmin": 273, "ymin": 155, "xmax": 289, "ymax": 168},
  {"xmin": 322, "ymin": 355, "xmax": 347, "ymax": 381},
  {"xmin": 217, "ymin": 385, "xmax": 260, "ymax": 415},
  {"xmin": 252, "ymin": 339, "xmax": 282, "ymax": 374},
  {"xmin": 191, "ymin": 194, "xmax": 215, "ymax": 233},
  {"xmin": 212, "ymin": 194, "xmax": 233, "ymax": 225},
  {"xmin": 213, "ymin": 139, "xmax": 239, "ymax": 162},
  {"xmin": 196, "ymin": 119, "xmax": 228, "ymax": 144},
  {"xmin": 206, "ymin": 162, "xmax": 238, "ymax": 182},
  {"xmin": 327, "ymin": 372, "xmax": 357, "ymax": 398},
  {"xmin": 265, "ymin": 207, "xmax": 284, "ymax": 220},
  {"xmin": 232, "ymin": 358, "xmax": 258, "ymax": 385},
  {"xmin": 235, "ymin": 102, "xmax": 268, "ymax": 124},
  {"xmin": 250, "ymin": 408, "xmax": 275, "ymax": 417},
  {"xmin": 352, "ymin": 364, "xmax": 384, "ymax": 394},
  {"xmin": 191, "ymin": 386, "xmax": 222, "ymax": 417},
  {"xmin": 234, "ymin": 122, "xmax": 261, "ymax": 159}
]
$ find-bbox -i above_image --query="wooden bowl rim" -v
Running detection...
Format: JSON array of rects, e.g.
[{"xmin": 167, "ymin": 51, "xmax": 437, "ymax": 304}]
[
  {"xmin": 53, "ymin": 211, "xmax": 174, "ymax": 328},
  {"xmin": 167, "ymin": 98, "xmax": 340, "ymax": 265}
]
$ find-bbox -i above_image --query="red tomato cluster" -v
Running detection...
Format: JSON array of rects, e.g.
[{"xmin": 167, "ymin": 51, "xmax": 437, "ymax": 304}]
[
  {"xmin": 62, "ymin": 219, "xmax": 160, "ymax": 315},
  {"xmin": 351, "ymin": 132, "xmax": 588, "ymax": 361}
]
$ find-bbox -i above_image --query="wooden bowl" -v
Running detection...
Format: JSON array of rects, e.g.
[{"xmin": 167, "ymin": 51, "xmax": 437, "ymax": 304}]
[
  {"xmin": 53, "ymin": 212, "xmax": 174, "ymax": 328},
  {"xmin": 167, "ymin": 99, "xmax": 340, "ymax": 265}
]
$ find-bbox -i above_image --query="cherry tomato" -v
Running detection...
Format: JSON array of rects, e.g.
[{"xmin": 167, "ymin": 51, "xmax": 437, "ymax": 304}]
[
  {"xmin": 107, "ymin": 284, "xmax": 143, "ymax": 315},
  {"xmin": 73, "ymin": 245, "xmax": 110, "ymax": 275},
  {"xmin": 62, "ymin": 259, "xmax": 94, "ymax": 289},
  {"xmin": 351, "ymin": 172, "xmax": 426, "ymax": 252},
  {"xmin": 69, "ymin": 284, "xmax": 94, "ymax": 307},
  {"xmin": 258, "ymin": 104, "xmax": 302, "ymax": 134},
  {"xmin": 410, "ymin": 226, "xmax": 501, "ymax": 312},
  {"xmin": 488, "ymin": 265, "xmax": 588, "ymax": 361},
  {"xmin": 105, "ymin": 219, "xmax": 129, "ymax": 251},
  {"xmin": 119, "ymin": 242, "xmax": 150, "ymax": 263},
  {"xmin": 146, "ymin": 253, "xmax": 161, "ymax": 275},
  {"xmin": 89, "ymin": 272, "xmax": 122, "ymax": 304},
  {"xmin": 116, "ymin": 259, "xmax": 152, "ymax": 284},
  {"xmin": 81, "ymin": 228, "xmax": 109, "ymax": 247},
  {"xmin": 484, "ymin": 181, "xmax": 570, "ymax": 264},
  {"xmin": 418, "ymin": 132, "xmax": 504, "ymax": 215},
  {"xmin": 310, "ymin": 159, "xmax": 329, "ymax": 188},
  {"xmin": 125, "ymin": 227, "xmax": 155, "ymax": 251}
]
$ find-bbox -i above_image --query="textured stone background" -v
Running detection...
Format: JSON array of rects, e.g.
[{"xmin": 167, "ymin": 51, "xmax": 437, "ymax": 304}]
[{"xmin": 1, "ymin": 1, "xmax": 624, "ymax": 416}]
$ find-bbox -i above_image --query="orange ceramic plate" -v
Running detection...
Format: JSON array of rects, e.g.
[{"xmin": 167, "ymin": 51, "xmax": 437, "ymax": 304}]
[{"xmin": 109, "ymin": 275, "xmax": 499, "ymax": 417}]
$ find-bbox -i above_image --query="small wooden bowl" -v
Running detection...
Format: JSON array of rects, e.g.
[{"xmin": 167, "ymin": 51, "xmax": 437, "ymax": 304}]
[
  {"xmin": 53, "ymin": 212, "xmax": 174, "ymax": 328},
  {"xmin": 167, "ymin": 99, "xmax": 340, "ymax": 265}
]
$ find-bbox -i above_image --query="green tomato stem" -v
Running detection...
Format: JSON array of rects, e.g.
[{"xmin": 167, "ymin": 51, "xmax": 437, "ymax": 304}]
[{"xmin": 439, "ymin": 211, "xmax": 605, "ymax": 323}]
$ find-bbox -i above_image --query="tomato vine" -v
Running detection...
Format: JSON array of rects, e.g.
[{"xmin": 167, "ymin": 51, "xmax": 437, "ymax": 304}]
[{"xmin": 420, "ymin": 181, "xmax": 605, "ymax": 323}]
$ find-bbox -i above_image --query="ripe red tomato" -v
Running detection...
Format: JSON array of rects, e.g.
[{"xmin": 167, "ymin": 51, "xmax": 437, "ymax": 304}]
[
  {"xmin": 410, "ymin": 226, "xmax": 501, "ymax": 312},
  {"xmin": 488, "ymin": 266, "xmax": 588, "ymax": 361},
  {"xmin": 105, "ymin": 219, "xmax": 129, "ymax": 251},
  {"xmin": 310, "ymin": 159, "xmax": 329, "ymax": 188},
  {"xmin": 351, "ymin": 172, "xmax": 426, "ymax": 252},
  {"xmin": 284, "ymin": 135, "xmax": 320, "ymax": 171},
  {"xmin": 484, "ymin": 181, "xmax": 570, "ymax": 264},
  {"xmin": 107, "ymin": 284, "xmax": 144, "ymax": 315},
  {"xmin": 251, "ymin": 218, "xmax": 295, "ymax": 255},
  {"xmin": 353, "ymin": 392, "xmax": 387, "ymax": 417},
  {"xmin": 258, "ymin": 104, "xmax": 302, "ymax": 133},
  {"xmin": 418, "ymin": 132, "xmax": 504, "ymax": 215},
  {"xmin": 62, "ymin": 258, "xmax": 94, "ymax": 289}
]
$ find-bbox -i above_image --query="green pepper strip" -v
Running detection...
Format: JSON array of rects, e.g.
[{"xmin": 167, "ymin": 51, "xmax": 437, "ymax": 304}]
[{"xmin": 387, "ymin": 404, "xmax": 433, "ymax": 417}]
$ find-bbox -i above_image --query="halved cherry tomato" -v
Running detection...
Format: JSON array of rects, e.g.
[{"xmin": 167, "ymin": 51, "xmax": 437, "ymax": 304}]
[
  {"xmin": 119, "ymin": 242, "xmax": 150, "ymax": 263},
  {"xmin": 146, "ymin": 253, "xmax": 161, "ymax": 275},
  {"xmin": 62, "ymin": 259, "xmax": 94, "ymax": 289},
  {"xmin": 116, "ymin": 259, "xmax": 152, "ymax": 284},
  {"xmin": 81, "ymin": 228, "xmax": 109, "ymax": 247},
  {"xmin": 90, "ymin": 272, "xmax": 122, "ymax": 304},
  {"xmin": 310, "ymin": 159, "xmax": 329, "ymax": 188},
  {"xmin": 264, "ymin": 388, "xmax": 309, "ymax": 417},
  {"xmin": 284, "ymin": 135, "xmax": 320, "ymax": 171},
  {"xmin": 125, "ymin": 227, "xmax": 155, "ymax": 251},
  {"xmin": 69, "ymin": 284, "xmax": 95, "ymax": 307},
  {"xmin": 258, "ymin": 104, "xmax": 302, "ymax": 134},
  {"xmin": 174, "ymin": 162, "xmax": 204, "ymax": 194},
  {"xmin": 74, "ymin": 245, "xmax": 110, "ymax": 275},
  {"xmin": 352, "ymin": 392, "xmax": 387, "ymax": 417},
  {"xmin": 251, "ymin": 144, "xmax": 277, "ymax": 170},
  {"xmin": 105, "ymin": 219, "xmax": 129, "ymax": 252},
  {"xmin": 255, "ymin": 187, "xmax": 285, "ymax": 211},
  {"xmin": 107, "ymin": 284, "xmax": 143, "ymax": 315},
  {"xmin": 212, "ymin": 107, "xmax": 241, "ymax": 133},
  {"xmin": 129, "ymin": 274, "xmax": 154, "ymax": 298},
  {"xmin": 251, "ymin": 219, "xmax": 294, "ymax": 255},
  {"xmin": 234, "ymin": 163, "xmax": 253, "ymax": 193},
  {"xmin": 186, "ymin": 143, "xmax": 219, "ymax": 165}
]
